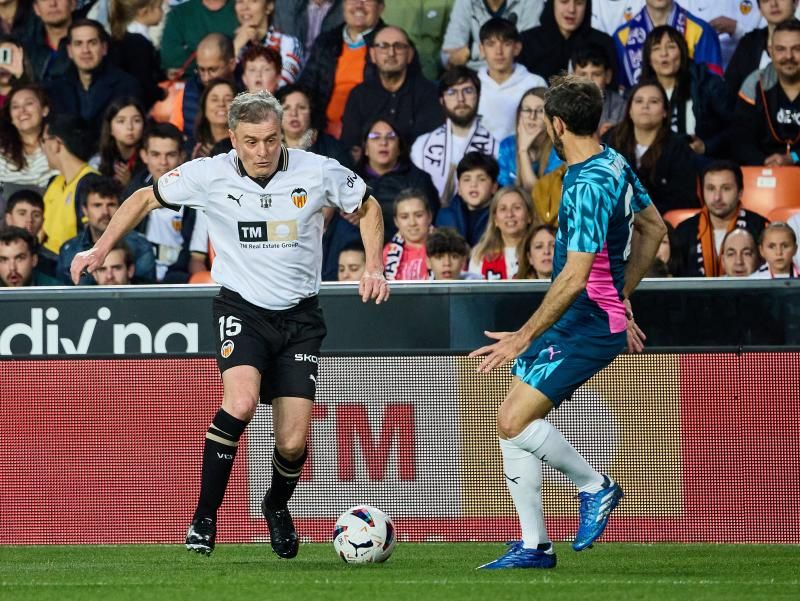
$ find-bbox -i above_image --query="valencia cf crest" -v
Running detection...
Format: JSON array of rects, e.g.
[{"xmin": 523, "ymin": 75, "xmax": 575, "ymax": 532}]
[
  {"xmin": 291, "ymin": 187, "xmax": 308, "ymax": 209},
  {"xmin": 739, "ymin": 0, "xmax": 752, "ymax": 15},
  {"xmin": 260, "ymin": 194, "xmax": 272, "ymax": 209}
]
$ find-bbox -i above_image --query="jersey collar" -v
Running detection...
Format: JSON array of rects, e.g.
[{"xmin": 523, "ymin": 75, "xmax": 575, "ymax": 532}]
[{"xmin": 235, "ymin": 145, "xmax": 289, "ymax": 188}]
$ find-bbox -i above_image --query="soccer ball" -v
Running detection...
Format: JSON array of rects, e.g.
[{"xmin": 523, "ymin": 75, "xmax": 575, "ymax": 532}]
[{"xmin": 332, "ymin": 505, "xmax": 396, "ymax": 564}]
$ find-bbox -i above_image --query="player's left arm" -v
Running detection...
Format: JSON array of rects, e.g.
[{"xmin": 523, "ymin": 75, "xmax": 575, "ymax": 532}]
[
  {"xmin": 621, "ymin": 203, "xmax": 667, "ymax": 353},
  {"xmin": 622, "ymin": 204, "xmax": 667, "ymax": 300},
  {"xmin": 469, "ymin": 251, "xmax": 595, "ymax": 373},
  {"xmin": 357, "ymin": 195, "xmax": 389, "ymax": 304}
]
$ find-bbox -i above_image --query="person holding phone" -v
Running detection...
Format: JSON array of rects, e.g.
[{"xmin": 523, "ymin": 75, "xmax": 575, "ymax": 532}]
[{"xmin": 0, "ymin": 35, "xmax": 28, "ymax": 107}]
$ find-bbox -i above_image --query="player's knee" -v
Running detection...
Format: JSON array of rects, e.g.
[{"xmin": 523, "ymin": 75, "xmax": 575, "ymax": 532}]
[
  {"xmin": 224, "ymin": 395, "xmax": 259, "ymax": 421},
  {"xmin": 496, "ymin": 411, "xmax": 524, "ymax": 440},
  {"xmin": 275, "ymin": 435, "xmax": 306, "ymax": 461}
]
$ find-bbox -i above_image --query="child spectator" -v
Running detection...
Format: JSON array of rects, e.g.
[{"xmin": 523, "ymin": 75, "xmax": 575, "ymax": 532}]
[
  {"xmin": 95, "ymin": 97, "xmax": 146, "ymax": 189},
  {"xmin": 383, "ymin": 189, "xmax": 432, "ymax": 281},
  {"xmin": 337, "ymin": 240, "xmax": 366, "ymax": 282},
  {"xmin": 425, "ymin": 227, "xmax": 476, "ymax": 280},
  {"xmin": 515, "ymin": 224, "xmax": 555, "ymax": 279},
  {"xmin": 476, "ymin": 17, "xmax": 546, "ymax": 142},
  {"xmin": 468, "ymin": 185, "xmax": 534, "ymax": 279},
  {"xmin": 233, "ymin": 0, "xmax": 304, "ymax": 86},
  {"xmin": 751, "ymin": 222, "xmax": 799, "ymax": 278},
  {"xmin": 720, "ymin": 228, "xmax": 759, "ymax": 278},
  {"xmin": 572, "ymin": 44, "xmax": 625, "ymax": 136},
  {"xmin": 435, "ymin": 151, "xmax": 499, "ymax": 246},
  {"xmin": 441, "ymin": 0, "xmax": 543, "ymax": 71},
  {"xmin": 240, "ymin": 44, "xmax": 282, "ymax": 93}
]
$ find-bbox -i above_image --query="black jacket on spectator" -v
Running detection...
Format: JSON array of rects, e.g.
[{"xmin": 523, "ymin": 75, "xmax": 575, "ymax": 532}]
[
  {"xmin": 519, "ymin": 0, "xmax": 616, "ymax": 83},
  {"xmin": 724, "ymin": 26, "xmax": 768, "ymax": 99},
  {"xmin": 3, "ymin": 0, "xmax": 35, "ymax": 39},
  {"xmin": 108, "ymin": 32, "xmax": 165, "ymax": 111},
  {"xmin": 673, "ymin": 61, "xmax": 735, "ymax": 158},
  {"xmin": 182, "ymin": 74, "xmax": 204, "ymax": 140},
  {"xmin": 273, "ymin": 0, "xmax": 344, "ymax": 51},
  {"xmin": 310, "ymin": 132, "xmax": 354, "ymax": 169},
  {"xmin": 340, "ymin": 59, "xmax": 445, "ymax": 150},
  {"xmin": 358, "ymin": 159, "xmax": 440, "ymax": 240},
  {"xmin": 298, "ymin": 20, "xmax": 384, "ymax": 129},
  {"xmin": 46, "ymin": 59, "xmax": 143, "ymax": 138},
  {"xmin": 605, "ymin": 129, "xmax": 699, "ymax": 214},
  {"xmin": 674, "ymin": 209, "xmax": 768, "ymax": 277},
  {"xmin": 733, "ymin": 64, "xmax": 800, "ymax": 166},
  {"xmin": 21, "ymin": 19, "xmax": 72, "ymax": 82}
]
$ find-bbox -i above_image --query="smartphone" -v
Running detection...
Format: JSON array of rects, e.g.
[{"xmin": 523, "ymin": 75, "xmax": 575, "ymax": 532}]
[{"xmin": 0, "ymin": 47, "xmax": 12, "ymax": 66}]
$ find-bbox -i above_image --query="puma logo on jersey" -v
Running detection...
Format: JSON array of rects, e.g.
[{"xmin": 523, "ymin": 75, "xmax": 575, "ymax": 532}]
[{"xmin": 227, "ymin": 193, "xmax": 243, "ymax": 206}]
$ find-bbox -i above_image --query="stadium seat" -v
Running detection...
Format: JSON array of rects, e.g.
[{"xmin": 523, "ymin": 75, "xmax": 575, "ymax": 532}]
[
  {"xmin": 663, "ymin": 208, "xmax": 701, "ymax": 228},
  {"xmin": 188, "ymin": 271, "xmax": 214, "ymax": 284},
  {"xmin": 741, "ymin": 166, "xmax": 800, "ymax": 217},
  {"xmin": 768, "ymin": 206, "xmax": 800, "ymax": 223}
]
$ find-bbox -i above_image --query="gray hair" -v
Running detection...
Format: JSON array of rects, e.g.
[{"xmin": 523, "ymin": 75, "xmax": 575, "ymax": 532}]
[{"xmin": 228, "ymin": 91, "xmax": 283, "ymax": 130}]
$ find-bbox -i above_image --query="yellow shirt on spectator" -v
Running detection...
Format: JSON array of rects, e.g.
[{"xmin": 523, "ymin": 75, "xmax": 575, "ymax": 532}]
[{"xmin": 42, "ymin": 164, "xmax": 99, "ymax": 254}]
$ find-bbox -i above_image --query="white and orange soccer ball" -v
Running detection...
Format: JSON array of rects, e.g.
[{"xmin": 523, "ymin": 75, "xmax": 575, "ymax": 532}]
[{"xmin": 332, "ymin": 506, "xmax": 396, "ymax": 564}]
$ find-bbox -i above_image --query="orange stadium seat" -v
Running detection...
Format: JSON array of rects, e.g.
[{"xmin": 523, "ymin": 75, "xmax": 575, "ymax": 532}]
[
  {"xmin": 188, "ymin": 271, "xmax": 214, "ymax": 284},
  {"xmin": 662, "ymin": 208, "xmax": 701, "ymax": 228},
  {"xmin": 768, "ymin": 206, "xmax": 800, "ymax": 223},
  {"xmin": 740, "ymin": 166, "xmax": 800, "ymax": 217}
]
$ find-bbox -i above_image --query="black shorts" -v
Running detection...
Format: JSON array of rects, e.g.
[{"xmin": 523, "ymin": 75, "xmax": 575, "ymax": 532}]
[{"xmin": 212, "ymin": 288, "xmax": 327, "ymax": 404}]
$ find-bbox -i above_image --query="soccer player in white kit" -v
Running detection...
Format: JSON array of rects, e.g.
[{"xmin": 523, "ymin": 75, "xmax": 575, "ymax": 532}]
[{"xmin": 70, "ymin": 91, "xmax": 390, "ymax": 559}]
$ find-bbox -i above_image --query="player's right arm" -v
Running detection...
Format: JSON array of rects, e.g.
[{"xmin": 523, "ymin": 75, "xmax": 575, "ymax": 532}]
[{"xmin": 70, "ymin": 187, "xmax": 161, "ymax": 284}]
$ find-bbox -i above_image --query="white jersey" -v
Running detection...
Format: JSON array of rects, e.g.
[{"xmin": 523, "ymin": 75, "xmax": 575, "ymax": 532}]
[
  {"xmin": 155, "ymin": 147, "xmax": 366, "ymax": 309},
  {"xmin": 591, "ymin": 0, "xmax": 644, "ymax": 35},
  {"xmin": 683, "ymin": 0, "xmax": 764, "ymax": 66},
  {"xmin": 145, "ymin": 207, "xmax": 210, "ymax": 281}
]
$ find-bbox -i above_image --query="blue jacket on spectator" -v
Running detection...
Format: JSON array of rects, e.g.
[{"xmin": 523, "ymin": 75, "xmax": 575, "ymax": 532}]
[
  {"xmin": 434, "ymin": 194, "xmax": 489, "ymax": 247},
  {"xmin": 321, "ymin": 211, "xmax": 361, "ymax": 282},
  {"xmin": 57, "ymin": 227, "xmax": 156, "ymax": 285},
  {"xmin": 497, "ymin": 135, "xmax": 563, "ymax": 187}
]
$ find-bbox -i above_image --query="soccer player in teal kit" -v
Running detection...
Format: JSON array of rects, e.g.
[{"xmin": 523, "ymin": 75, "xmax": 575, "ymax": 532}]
[{"xmin": 471, "ymin": 75, "xmax": 667, "ymax": 569}]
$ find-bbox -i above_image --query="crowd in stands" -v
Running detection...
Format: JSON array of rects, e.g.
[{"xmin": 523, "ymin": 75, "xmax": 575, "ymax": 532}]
[{"xmin": 2, "ymin": 0, "xmax": 800, "ymax": 289}]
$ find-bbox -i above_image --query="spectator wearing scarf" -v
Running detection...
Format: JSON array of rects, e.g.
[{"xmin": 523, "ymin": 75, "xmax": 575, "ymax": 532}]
[{"xmin": 674, "ymin": 160, "xmax": 768, "ymax": 276}]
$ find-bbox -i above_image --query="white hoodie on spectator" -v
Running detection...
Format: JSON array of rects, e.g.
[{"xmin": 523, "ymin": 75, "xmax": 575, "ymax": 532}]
[{"xmin": 477, "ymin": 64, "xmax": 547, "ymax": 142}]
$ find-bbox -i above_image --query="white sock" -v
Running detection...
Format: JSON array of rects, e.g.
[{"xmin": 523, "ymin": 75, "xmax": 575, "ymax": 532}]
[
  {"xmin": 499, "ymin": 437, "xmax": 550, "ymax": 549},
  {"xmin": 509, "ymin": 419, "xmax": 604, "ymax": 493}
]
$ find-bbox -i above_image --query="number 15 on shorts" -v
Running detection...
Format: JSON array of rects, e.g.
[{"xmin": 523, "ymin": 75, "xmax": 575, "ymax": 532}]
[{"xmin": 218, "ymin": 315, "xmax": 242, "ymax": 340}]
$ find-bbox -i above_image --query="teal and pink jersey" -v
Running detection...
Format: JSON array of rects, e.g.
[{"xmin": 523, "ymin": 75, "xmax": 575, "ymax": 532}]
[{"xmin": 552, "ymin": 146, "xmax": 652, "ymax": 337}]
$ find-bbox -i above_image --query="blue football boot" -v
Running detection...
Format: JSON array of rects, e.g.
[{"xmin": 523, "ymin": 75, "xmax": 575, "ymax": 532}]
[
  {"xmin": 573, "ymin": 475, "xmax": 624, "ymax": 551},
  {"xmin": 477, "ymin": 541, "xmax": 557, "ymax": 569}
]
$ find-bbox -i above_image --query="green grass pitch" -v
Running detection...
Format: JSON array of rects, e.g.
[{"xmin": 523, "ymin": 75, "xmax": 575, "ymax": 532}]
[{"xmin": 1, "ymin": 543, "xmax": 798, "ymax": 601}]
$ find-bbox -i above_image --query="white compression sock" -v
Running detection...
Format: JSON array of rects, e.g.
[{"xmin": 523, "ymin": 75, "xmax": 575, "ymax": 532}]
[
  {"xmin": 499, "ymin": 437, "xmax": 550, "ymax": 549},
  {"xmin": 509, "ymin": 419, "xmax": 605, "ymax": 493}
]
